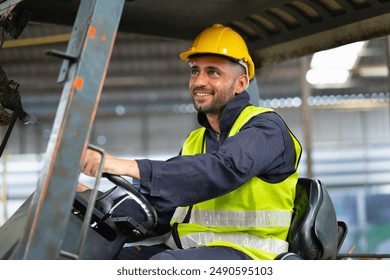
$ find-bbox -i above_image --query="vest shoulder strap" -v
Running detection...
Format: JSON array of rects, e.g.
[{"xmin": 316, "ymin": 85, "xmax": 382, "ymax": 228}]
[{"xmin": 229, "ymin": 106, "xmax": 274, "ymax": 136}]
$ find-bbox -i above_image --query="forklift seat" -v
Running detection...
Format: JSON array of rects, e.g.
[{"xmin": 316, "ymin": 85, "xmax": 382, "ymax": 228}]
[{"xmin": 275, "ymin": 177, "xmax": 348, "ymax": 260}]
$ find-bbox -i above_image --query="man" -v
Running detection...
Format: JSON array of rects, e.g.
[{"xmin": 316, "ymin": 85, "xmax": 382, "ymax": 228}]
[{"xmin": 80, "ymin": 24, "xmax": 302, "ymax": 260}]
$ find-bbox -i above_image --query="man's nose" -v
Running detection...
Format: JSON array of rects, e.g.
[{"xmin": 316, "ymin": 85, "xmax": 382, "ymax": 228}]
[{"xmin": 191, "ymin": 71, "xmax": 207, "ymax": 86}]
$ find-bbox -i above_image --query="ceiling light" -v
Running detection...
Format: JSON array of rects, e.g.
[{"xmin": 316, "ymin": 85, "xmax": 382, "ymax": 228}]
[
  {"xmin": 306, "ymin": 41, "xmax": 366, "ymax": 85},
  {"xmin": 306, "ymin": 69, "xmax": 350, "ymax": 84}
]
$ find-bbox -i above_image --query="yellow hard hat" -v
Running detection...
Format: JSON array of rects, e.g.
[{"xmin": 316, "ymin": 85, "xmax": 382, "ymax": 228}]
[{"xmin": 180, "ymin": 24, "xmax": 255, "ymax": 80}]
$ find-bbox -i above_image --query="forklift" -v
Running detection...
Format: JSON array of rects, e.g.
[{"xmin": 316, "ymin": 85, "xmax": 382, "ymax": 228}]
[{"xmin": 1, "ymin": 0, "xmax": 390, "ymax": 260}]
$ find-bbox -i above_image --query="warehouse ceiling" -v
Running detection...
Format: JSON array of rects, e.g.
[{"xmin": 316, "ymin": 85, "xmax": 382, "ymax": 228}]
[
  {"xmin": 0, "ymin": 0, "xmax": 390, "ymax": 120},
  {"xmin": 3, "ymin": 0, "xmax": 390, "ymax": 66}
]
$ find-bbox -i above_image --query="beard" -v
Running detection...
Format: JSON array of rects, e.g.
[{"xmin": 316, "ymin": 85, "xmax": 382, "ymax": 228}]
[
  {"xmin": 192, "ymin": 82, "xmax": 236, "ymax": 114},
  {"xmin": 193, "ymin": 95, "xmax": 224, "ymax": 114}
]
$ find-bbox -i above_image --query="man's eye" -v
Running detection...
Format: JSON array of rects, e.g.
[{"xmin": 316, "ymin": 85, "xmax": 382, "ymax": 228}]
[
  {"xmin": 191, "ymin": 69, "xmax": 199, "ymax": 75},
  {"xmin": 208, "ymin": 70, "xmax": 219, "ymax": 76}
]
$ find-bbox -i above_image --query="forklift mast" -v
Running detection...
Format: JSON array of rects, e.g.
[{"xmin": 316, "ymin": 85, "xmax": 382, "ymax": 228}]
[{"xmin": 1, "ymin": 0, "xmax": 125, "ymax": 259}]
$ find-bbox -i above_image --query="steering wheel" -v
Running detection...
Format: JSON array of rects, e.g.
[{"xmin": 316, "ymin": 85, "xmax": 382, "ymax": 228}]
[{"xmin": 91, "ymin": 173, "xmax": 158, "ymax": 235}]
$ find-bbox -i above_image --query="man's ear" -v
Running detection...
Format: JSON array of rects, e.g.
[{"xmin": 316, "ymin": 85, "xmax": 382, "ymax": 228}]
[{"xmin": 235, "ymin": 74, "xmax": 250, "ymax": 94}]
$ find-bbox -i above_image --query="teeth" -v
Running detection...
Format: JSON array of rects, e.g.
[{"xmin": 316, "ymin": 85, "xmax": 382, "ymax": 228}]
[{"xmin": 196, "ymin": 93, "xmax": 210, "ymax": 97}]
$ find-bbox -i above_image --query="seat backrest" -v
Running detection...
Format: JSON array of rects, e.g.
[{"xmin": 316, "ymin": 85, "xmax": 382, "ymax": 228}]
[{"xmin": 287, "ymin": 178, "xmax": 340, "ymax": 259}]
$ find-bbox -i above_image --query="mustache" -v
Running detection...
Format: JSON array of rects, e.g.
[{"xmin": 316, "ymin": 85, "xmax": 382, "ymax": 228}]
[{"xmin": 192, "ymin": 86, "xmax": 214, "ymax": 94}]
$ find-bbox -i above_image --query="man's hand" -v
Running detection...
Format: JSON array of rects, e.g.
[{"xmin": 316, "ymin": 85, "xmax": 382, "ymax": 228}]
[
  {"xmin": 81, "ymin": 149, "xmax": 104, "ymax": 177},
  {"xmin": 81, "ymin": 148, "xmax": 140, "ymax": 179},
  {"xmin": 77, "ymin": 182, "xmax": 91, "ymax": 192}
]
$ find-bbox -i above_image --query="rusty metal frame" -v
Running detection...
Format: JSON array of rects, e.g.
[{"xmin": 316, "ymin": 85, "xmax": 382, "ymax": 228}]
[{"xmin": 10, "ymin": 0, "xmax": 125, "ymax": 259}]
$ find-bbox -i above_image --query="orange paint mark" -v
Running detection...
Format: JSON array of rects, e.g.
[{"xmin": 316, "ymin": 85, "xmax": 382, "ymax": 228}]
[
  {"xmin": 101, "ymin": 34, "xmax": 107, "ymax": 42},
  {"xmin": 75, "ymin": 77, "xmax": 84, "ymax": 90},
  {"xmin": 88, "ymin": 26, "xmax": 96, "ymax": 39}
]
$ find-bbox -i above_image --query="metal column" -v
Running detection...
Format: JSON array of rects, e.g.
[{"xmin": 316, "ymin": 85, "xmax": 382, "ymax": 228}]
[
  {"xmin": 248, "ymin": 77, "xmax": 261, "ymax": 106},
  {"xmin": 300, "ymin": 56, "xmax": 313, "ymax": 178},
  {"xmin": 11, "ymin": 0, "xmax": 125, "ymax": 259}
]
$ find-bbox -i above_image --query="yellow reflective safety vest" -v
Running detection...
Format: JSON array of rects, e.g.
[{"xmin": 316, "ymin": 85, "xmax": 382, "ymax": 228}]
[{"xmin": 166, "ymin": 106, "xmax": 302, "ymax": 260}]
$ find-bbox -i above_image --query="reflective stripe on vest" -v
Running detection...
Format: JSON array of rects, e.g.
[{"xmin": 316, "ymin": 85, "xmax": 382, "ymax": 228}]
[
  {"xmin": 167, "ymin": 231, "xmax": 289, "ymax": 255},
  {"xmin": 171, "ymin": 208, "xmax": 292, "ymax": 228}
]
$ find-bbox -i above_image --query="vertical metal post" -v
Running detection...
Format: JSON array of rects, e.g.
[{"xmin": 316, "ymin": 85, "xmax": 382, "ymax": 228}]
[
  {"xmin": 1, "ymin": 152, "xmax": 8, "ymax": 224},
  {"xmin": 248, "ymin": 77, "xmax": 261, "ymax": 106},
  {"xmin": 386, "ymin": 36, "xmax": 390, "ymax": 132},
  {"xmin": 300, "ymin": 56, "xmax": 313, "ymax": 178},
  {"xmin": 11, "ymin": 0, "xmax": 125, "ymax": 259}
]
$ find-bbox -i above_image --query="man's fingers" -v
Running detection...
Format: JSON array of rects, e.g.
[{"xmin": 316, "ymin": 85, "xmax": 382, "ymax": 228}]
[
  {"xmin": 77, "ymin": 183, "xmax": 91, "ymax": 192},
  {"xmin": 81, "ymin": 149, "xmax": 101, "ymax": 176},
  {"xmin": 83, "ymin": 161, "xmax": 94, "ymax": 177}
]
